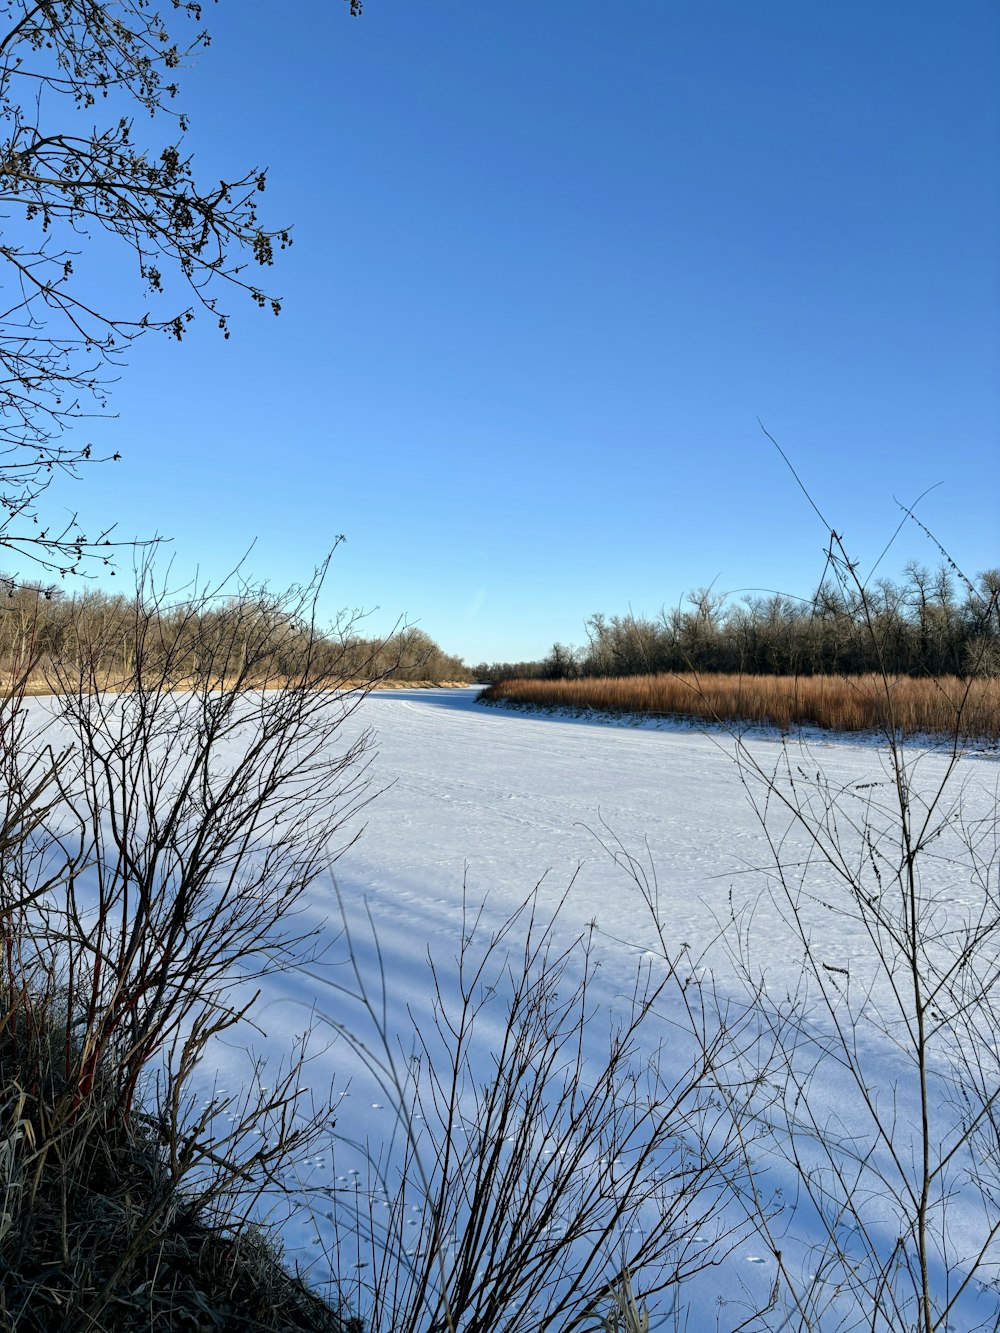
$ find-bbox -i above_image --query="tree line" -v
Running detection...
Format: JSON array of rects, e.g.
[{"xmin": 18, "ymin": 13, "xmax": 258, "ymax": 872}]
[
  {"xmin": 473, "ymin": 562, "xmax": 1000, "ymax": 682},
  {"xmin": 0, "ymin": 578, "xmax": 470, "ymax": 687}
]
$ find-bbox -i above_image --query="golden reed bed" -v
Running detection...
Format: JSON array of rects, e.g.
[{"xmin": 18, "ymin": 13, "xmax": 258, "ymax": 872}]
[{"xmin": 481, "ymin": 673, "xmax": 1000, "ymax": 743}]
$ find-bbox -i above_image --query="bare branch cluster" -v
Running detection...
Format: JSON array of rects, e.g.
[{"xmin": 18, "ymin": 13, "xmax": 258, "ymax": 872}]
[
  {"xmin": 314, "ymin": 884, "xmax": 773, "ymax": 1333},
  {"xmin": 612, "ymin": 522, "xmax": 1000, "ymax": 1331},
  {"xmin": 0, "ymin": 0, "xmax": 299, "ymax": 579},
  {"xmin": 0, "ymin": 559, "xmax": 375, "ymax": 1328},
  {"xmin": 707, "ymin": 532, "xmax": 1000, "ymax": 1331}
]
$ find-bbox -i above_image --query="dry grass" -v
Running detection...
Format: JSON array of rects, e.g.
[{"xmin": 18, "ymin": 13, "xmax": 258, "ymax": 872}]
[
  {"xmin": 481, "ymin": 673, "xmax": 1000, "ymax": 743},
  {"xmin": 0, "ymin": 1009, "xmax": 346, "ymax": 1333}
]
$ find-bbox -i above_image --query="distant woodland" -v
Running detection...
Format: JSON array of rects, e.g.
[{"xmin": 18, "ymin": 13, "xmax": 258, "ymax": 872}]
[
  {"xmin": 474, "ymin": 564, "xmax": 1000, "ymax": 683},
  {"xmin": 7, "ymin": 561, "xmax": 997, "ymax": 694},
  {"xmin": 0, "ymin": 580, "xmax": 471, "ymax": 687}
]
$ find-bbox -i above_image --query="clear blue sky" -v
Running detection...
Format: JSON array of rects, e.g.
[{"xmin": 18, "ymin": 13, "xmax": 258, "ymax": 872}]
[{"xmin": 46, "ymin": 0, "xmax": 1000, "ymax": 663}]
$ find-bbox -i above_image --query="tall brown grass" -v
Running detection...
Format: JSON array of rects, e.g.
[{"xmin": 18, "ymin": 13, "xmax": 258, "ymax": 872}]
[{"xmin": 480, "ymin": 673, "xmax": 1000, "ymax": 743}]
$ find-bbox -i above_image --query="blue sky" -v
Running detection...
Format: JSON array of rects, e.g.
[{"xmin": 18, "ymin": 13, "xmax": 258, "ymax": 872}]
[{"xmin": 42, "ymin": 0, "xmax": 1000, "ymax": 663}]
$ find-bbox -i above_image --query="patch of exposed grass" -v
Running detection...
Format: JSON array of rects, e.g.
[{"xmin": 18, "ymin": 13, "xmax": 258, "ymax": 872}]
[
  {"xmin": 0, "ymin": 1012, "xmax": 345, "ymax": 1333},
  {"xmin": 480, "ymin": 672, "xmax": 1000, "ymax": 743}
]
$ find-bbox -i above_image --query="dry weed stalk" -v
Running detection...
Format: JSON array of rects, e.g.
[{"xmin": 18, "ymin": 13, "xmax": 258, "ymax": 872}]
[{"xmin": 586, "ymin": 1270, "xmax": 650, "ymax": 1333}]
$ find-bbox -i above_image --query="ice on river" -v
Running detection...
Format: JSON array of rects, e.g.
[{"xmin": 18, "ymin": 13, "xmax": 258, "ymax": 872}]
[{"xmin": 24, "ymin": 687, "xmax": 1000, "ymax": 1329}]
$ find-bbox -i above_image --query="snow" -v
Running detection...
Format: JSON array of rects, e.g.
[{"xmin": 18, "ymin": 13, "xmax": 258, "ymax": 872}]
[{"xmin": 20, "ymin": 687, "xmax": 1000, "ymax": 1329}]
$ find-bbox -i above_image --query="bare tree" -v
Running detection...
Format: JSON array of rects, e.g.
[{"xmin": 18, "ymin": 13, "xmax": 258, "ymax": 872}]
[{"xmin": 0, "ymin": 0, "xmax": 339, "ymax": 580}]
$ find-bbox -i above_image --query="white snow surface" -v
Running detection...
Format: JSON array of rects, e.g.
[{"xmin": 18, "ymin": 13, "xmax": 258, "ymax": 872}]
[{"xmin": 23, "ymin": 687, "xmax": 1000, "ymax": 1329}]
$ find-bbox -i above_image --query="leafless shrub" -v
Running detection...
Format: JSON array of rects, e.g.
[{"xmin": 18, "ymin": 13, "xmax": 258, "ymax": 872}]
[
  {"xmin": 710, "ymin": 764, "xmax": 1000, "ymax": 1327},
  {"xmin": 309, "ymin": 879, "xmax": 779, "ymax": 1333},
  {"xmin": 0, "ymin": 557, "xmax": 378, "ymax": 1329},
  {"xmin": 679, "ymin": 523, "xmax": 1000, "ymax": 1332}
]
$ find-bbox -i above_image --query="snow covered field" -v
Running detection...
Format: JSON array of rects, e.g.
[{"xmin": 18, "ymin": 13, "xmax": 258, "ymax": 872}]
[
  {"xmin": 192, "ymin": 686, "xmax": 996, "ymax": 1331},
  {"xmin": 21, "ymin": 685, "xmax": 1000, "ymax": 1329}
]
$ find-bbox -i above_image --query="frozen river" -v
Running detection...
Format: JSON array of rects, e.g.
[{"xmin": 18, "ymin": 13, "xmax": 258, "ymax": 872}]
[
  {"xmin": 254, "ymin": 687, "xmax": 999, "ymax": 1331},
  {"xmin": 25, "ymin": 684, "xmax": 999, "ymax": 1329}
]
